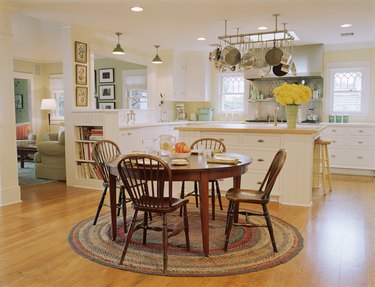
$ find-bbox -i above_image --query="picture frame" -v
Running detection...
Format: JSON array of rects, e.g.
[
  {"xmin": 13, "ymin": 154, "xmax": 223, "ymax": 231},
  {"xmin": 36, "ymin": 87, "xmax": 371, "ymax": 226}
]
[
  {"xmin": 98, "ymin": 85, "xmax": 115, "ymax": 100},
  {"xmin": 76, "ymin": 64, "xmax": 87, "ymax": 85},
  {"xmin": 75, "ymin": 41, "xmax": 87, "ymax": 63},
  {"xmin": 76, "ymin": 86, "xmax": 88, "ymax": 106},
  {"xmin": 15, "ymin": 94, "xmax": 23, "ymax": 109},
  {"xmin": 98, "ymin": 68, "xmax": 114, "ymax": 83},
  {"xmin": 98, "ymin": 102, "xmax": 116, "ymax": 110},
  {"xmin": 94, "ymin": 69, "xmax": 97, "ymax": 95}
]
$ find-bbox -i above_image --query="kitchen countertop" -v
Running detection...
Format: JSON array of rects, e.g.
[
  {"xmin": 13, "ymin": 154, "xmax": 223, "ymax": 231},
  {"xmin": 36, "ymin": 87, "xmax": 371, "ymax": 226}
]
[{"xmin": 175, "ymin": 122, "xmax": 326, "ymax": 134}]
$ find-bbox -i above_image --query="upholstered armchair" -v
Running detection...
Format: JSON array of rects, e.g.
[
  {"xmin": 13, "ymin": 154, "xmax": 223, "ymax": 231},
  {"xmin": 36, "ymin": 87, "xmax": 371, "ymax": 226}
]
[{"xmin": 34, "ymin": 131, "xmax": 66, "ymax": 181}]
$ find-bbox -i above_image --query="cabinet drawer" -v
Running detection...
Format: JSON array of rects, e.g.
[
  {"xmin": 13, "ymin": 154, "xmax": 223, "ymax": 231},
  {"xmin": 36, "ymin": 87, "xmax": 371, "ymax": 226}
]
[
  {"xmin": 348, "ymin": 137, "xmax": 375, "ymax": 148},
  {"xmin": 245, "ymin": 150, "xmax": 276, "ymax": 170},
  {"xmin": 323, "ymin": 126, "xmax": 346, "ymax": 136},
  {"xmin": 348, "ymin": 127, "xmax": 374, "ymax": 136},
  {"xmin": 241, "ymin": 172, "xmax": 280, "ymax": 196},
  {"xmin": 201, "ymin": 132, "xmax": 239, "ymax": 146},
  {"xmin": 329, "ymin": 148, "xmax": 374, "ymax": 168},
  {"xmin": 241, "ymin": 135, "xmax": 281, "ymax": 148},
  {"xmin": 329, "ymin": 136, "xmax": 346, "ymax": 147}
]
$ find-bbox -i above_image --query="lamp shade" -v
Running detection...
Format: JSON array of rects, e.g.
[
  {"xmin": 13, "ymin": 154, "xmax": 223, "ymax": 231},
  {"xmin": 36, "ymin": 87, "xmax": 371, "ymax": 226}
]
[{"xmin": 40, "ymin": 99, "xmax": 57, "ymax": 110}]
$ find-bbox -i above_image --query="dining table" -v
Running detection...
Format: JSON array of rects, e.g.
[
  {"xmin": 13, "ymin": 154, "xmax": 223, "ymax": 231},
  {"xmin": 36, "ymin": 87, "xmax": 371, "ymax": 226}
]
[{"xmin": 106, "ymin": 152, "xmax": 252, "ymax": 257}]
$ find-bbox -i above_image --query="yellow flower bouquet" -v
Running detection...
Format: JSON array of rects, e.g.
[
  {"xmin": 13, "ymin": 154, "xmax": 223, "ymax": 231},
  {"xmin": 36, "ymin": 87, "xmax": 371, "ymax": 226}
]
[{"xmin": 273, "ymin": 83, "xmax": 312, "ymax": 106}]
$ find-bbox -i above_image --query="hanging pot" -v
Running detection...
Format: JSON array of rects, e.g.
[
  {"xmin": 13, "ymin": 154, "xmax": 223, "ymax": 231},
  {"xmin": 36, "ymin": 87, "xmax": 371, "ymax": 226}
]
[
  {"xmin": 265, "ymin": 40, "xmax": 283, "ymax": 66},
  {"xmin": 273, "ymin": 63, "xmax": 288, "ymax": 77},
  {"xmin": 221, "ymin": 46, "xmax": 241, "ymax": 66}
]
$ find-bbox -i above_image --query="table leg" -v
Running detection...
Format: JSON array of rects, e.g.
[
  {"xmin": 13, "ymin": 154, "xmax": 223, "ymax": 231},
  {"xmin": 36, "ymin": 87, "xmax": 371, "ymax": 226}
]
[
  {"xmin": 109, "ymin": 171, "xmax": 117, "ymax": 241},
  {"xmin": 199, "ymin": 172, "xmax": 209, "ymax": 257},
  {"xmin": 19, "ymin": 152, "xmax": 26, "ymax": 168},
  {"xmin": 233, "ymin": 175, "xmax": 242, "ymax": 223}
]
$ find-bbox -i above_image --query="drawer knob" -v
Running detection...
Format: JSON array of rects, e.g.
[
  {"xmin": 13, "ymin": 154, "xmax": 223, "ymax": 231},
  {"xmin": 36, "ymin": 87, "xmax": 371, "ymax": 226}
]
[
  {"xmin": 359, "ymin": 130, "xmax": 363, "ymax": 133},
  {"xmin": 257, "ymin": 139, "xmax": 265, "ymax": 143},
  {"xmin": 358, "ymin": 141, "xmax": 363, "ymax": 144},
  {"xmin": 332, "ymin": 129, "xmax": 337, "ymax": 132},
  {"xmin": 332, "ymin": 140, "xmax": 336, "ymax": 143},
  {"xmin": 331, "ymin": 155, "xmax": 336, "ymax": 158},
  {"xmin": 256, "ymin": 181, "xmax": 262, "ymax": 185},
  {"xmin": 257, "ymin": 158, "xmax": 264, "ymax": 162},
  {"xmin": 219, "ymin": 138, "xmax": 224, "ymax": 141},
  {"xmin": 357, "ymin": 156, "xmax": 363, "ymax": 159}
]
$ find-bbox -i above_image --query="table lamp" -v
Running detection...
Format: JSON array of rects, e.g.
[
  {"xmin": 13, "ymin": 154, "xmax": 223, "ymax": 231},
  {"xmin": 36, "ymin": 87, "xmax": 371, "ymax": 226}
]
[{"xmin": 40, "ymin": 99, "xmax": 57, "ymax": 132}]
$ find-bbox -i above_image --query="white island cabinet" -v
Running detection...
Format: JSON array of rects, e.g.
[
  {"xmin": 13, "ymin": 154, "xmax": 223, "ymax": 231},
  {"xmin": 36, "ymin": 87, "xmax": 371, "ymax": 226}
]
[{"xmin": 176, "ymin": 123, "xmax": 326, "ymax": 206}]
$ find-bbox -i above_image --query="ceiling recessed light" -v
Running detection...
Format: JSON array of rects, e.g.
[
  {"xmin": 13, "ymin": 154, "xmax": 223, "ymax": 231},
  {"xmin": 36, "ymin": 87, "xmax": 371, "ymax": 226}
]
[
  {"xmin": 130, "ymin": 6, "xmax": 143, "ymax": 12},
  {"xmin": 257, "ymin": 26, "xmax": 268, "ymax": 30},
  {"xmin": 197, "ymin": 37, "xmax": 206, "ymax": 41},
  {"xmin": 340, "ymin": 23, "xmax": 352, "ymax": 28}
]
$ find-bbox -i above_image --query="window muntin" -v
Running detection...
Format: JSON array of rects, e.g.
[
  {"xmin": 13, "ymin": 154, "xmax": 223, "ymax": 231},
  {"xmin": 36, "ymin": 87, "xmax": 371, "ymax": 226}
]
[{"xmin": 220, "ymin": 74, "xmax": 245, "ymax": 112}]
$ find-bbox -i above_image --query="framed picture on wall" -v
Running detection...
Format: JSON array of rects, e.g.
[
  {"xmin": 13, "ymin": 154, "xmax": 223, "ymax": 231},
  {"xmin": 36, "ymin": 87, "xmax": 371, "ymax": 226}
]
[
  {"xmin": 98, "ymin": 85, "xmax": 115, "ymax": 100},
  {"xmin": 15, "ymin": 94, "xmax": 23, "ymax": 109},
  {"xmin": 98, "ymin": 102, "xmax": 115, "ymax": 109},
  {"xmin": 75, "ymin": 64, "xmax": 87, "ymax": 85},
  {"xmin": 76, "ymin": 86, "xmax": 88, "ymax": 106},
  {"xmin": 75, "ymin": 41, "xmax": 87, "ymax": 63},
  {"xmin": 98, "ymin": 68, "xmax": 114, "ymax": 83}
]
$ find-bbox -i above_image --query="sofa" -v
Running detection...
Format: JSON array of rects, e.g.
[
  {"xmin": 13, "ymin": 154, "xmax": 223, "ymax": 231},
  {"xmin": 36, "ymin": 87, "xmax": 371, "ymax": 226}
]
[{"xmin": 34, "ymin": 131, "xmax": 66, "ymax": 181}]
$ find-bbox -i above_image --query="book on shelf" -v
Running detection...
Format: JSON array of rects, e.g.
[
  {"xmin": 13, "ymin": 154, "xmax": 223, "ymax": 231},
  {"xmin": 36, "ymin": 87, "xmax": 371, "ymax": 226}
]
[{"xmin": 88, "ymin": 135, "xmax": 104, "ymax": 141}]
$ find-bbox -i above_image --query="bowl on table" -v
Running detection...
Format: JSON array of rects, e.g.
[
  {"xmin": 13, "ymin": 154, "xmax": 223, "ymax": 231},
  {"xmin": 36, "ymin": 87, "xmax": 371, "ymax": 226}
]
[{"xmin": 169, "ymin": 152, "xmax": 191, "ymax": 159}]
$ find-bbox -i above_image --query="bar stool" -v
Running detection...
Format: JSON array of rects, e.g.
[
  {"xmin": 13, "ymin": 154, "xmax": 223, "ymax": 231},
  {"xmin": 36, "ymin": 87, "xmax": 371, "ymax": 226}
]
[{"xmin": 314, "ymin": 139, "xmax": 333, "ymax": 195}]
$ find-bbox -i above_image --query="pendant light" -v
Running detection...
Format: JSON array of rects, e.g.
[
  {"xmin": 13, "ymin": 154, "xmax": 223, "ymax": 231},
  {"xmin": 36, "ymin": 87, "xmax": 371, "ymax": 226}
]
[
  {"xmin": 152, "ymin": 45, "xmax": 163, "ymax": 64},
  {"xmin": 112, "ymin": 32, "xmax": 125, "ymax": 55}
]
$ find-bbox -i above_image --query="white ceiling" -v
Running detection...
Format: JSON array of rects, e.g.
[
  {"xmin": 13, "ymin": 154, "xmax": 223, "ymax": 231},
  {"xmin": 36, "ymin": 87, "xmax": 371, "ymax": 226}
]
[{"xmin": 8, "ymin": 0, "xmax": 375, "ymax": 56}]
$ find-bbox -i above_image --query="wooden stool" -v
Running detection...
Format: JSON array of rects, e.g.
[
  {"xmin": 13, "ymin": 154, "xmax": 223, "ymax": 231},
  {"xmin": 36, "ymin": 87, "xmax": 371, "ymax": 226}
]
[{"xmin": 314, "ymin": 139, "xmax": 333, "ymax": 195}]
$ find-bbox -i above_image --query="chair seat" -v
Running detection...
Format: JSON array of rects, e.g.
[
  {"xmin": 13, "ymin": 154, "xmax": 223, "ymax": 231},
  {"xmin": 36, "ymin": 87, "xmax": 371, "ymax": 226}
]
[
  {"xmin": 226, "ymin": 188, "xmax": 268, "ymax": 204},
  {"xmin": 136, "ymin": 196, "xmax": 189, "ymax": 213}
]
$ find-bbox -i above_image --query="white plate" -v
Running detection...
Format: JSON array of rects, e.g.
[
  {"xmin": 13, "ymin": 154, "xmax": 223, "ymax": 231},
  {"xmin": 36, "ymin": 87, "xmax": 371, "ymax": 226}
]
[
  {"xmin": 213, "ymin": 154, "xmax": 238, "ymax": 161},
  {"xmin": 171, "ymin": 159, "xmax": 189, "ymax": 166}
]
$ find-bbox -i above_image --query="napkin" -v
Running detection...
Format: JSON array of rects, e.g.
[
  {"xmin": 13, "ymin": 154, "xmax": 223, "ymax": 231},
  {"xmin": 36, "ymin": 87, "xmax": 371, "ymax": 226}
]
[{"xmin": 207, "ymin": 155, "xmax": 239, "ymax": 165}]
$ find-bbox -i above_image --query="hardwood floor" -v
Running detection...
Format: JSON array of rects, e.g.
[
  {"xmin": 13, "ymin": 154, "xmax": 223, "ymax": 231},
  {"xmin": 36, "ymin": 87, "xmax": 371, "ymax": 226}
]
[{"xmin": 0, "ymin": 175, "xmax": 374, "ymax": 287}]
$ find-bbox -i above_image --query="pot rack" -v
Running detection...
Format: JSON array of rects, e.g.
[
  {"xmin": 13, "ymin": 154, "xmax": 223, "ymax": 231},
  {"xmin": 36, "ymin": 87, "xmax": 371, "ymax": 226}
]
[{"xmin": 217, "ymin": 14, "xmax": 294, "ymax": 46}]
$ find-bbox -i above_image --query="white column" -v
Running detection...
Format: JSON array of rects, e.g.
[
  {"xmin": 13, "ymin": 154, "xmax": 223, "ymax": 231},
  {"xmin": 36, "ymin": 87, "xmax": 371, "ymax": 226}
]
[{"xmin": 0, "ymin": 2, "xmax": 21, "ymax": 206}]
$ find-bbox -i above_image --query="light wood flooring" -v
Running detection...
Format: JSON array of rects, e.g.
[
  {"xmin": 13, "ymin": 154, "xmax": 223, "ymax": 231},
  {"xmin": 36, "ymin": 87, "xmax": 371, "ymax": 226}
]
[{"xmin": 0, "ymin": 175, "xmax": 374, "ymax": 287}]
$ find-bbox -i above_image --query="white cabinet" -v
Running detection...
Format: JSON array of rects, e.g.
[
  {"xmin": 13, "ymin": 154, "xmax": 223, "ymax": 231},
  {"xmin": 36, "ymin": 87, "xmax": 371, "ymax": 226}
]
[
  {"xmin": 321, "ymin": 124, "xmax": 375, "ymax": 170},
  {"xmin": 157, "ymin": 51, "xmax": 210, "ymax": 102}
]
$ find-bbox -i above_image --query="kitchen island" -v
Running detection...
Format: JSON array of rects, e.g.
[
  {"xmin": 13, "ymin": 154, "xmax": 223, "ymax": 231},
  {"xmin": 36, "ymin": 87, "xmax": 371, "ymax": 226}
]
[{"xmin": 176, "ymin": 123, "xmax": 326, "ymax": 206}]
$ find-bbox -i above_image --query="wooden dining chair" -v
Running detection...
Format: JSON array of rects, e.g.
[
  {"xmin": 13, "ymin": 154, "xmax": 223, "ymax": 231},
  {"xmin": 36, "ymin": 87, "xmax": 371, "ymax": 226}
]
[
  {"xmin": 117, "ymin": 154, "xmax": 190, "ymax": 273},
  {"xmin": 180, "ymin": 138, "xmax": 226, "ymax": 220},
  {"xmin": 223, "ymin": 149, "xmax": 287, "ymax": 252},
  {"xmin": 91, "ymin": 140, "xmax": 130, "ymax": 231}
]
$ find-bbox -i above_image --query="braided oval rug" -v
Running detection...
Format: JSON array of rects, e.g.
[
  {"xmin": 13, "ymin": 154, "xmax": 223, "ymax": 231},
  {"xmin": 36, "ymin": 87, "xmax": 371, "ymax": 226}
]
[{"xmin": 68, "ymin": 208, "xmax": 303, "ymax": 276}]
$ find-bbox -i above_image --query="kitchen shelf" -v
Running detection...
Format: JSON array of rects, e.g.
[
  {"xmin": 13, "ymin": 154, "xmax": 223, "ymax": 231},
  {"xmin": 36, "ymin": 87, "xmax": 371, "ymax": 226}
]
[{"xmin": 248, "ymin": 98, "xmax": 275, "ymax": 103}]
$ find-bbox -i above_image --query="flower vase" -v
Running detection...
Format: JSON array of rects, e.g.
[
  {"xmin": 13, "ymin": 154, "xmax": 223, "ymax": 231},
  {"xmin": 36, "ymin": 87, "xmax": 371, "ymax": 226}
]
[{"xmin": 285, "ymin": 104, "xmax": 299, "ymax": 129}]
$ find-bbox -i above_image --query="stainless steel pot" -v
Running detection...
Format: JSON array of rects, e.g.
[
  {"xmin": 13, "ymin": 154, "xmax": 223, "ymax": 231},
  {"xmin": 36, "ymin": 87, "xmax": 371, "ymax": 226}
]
[
  {"xmin": 221, "ymin": 46, "xmax": 241, "ymax": 66},
  {"xmin": 265, "ymin": 41, "xmax": 283, "ymax": 66}
]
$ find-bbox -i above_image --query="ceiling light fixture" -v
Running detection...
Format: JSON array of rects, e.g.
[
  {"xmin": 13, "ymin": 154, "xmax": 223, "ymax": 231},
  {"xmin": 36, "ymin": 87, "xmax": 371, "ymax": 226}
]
[
  {"xmin": 130, "ymin": 6, "xmax": 143, "ymax": 12},
  {"xmin": 197, "ymin": 37, "xmax": 206, "ymax": 41},
  {"xmin": 112, "ymin": 32, "xmax": 125, "ymax": 55},
  {"xmin": 340, "ymin": 23, "xmax": 352, "ymax": 28},
  {"xmin": 257, "ymin": 26, "xmax": 268, "ymax": 30},
  {"xmin": 152, "ymin": 45, "xmax": 163, "ymax": 64}
]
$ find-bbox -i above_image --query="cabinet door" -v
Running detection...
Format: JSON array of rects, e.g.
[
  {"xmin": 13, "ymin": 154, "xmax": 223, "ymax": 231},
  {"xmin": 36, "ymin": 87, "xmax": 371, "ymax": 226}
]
[{"xmin": 184, "ymin": 58, "xmax": 209, "ymax": 101}]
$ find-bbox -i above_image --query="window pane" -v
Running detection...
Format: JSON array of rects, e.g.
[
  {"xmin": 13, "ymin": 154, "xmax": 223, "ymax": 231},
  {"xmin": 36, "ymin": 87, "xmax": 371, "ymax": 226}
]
[
  {"xmin": 221, "ymin": 75, "xmax": 244, "ymax": 112},
  {"xmin": 333, "ymin": 91, "xmax": 361, "ymax": 112}
]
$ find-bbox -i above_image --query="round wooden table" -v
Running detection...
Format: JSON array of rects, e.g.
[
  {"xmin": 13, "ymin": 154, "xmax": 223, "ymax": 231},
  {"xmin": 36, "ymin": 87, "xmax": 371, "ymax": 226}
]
[{"xmin": 106, "ymin": 152, "xmax": 252, "ymax": 257}]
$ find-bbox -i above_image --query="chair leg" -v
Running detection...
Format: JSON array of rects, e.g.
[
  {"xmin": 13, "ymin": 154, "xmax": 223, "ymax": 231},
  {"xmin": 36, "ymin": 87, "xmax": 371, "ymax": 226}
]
[
  {"xmin": 325, "ymin": 145, "xmax": 333, "ymax": 192},
  {"xmin": 180, "ymin": 181, "xmax": 185, "ymax": 216},
  {"xmin": 262, "ymin": 204, "xmax": 278, "ymax": 252},
  {"xmin": 142, "ymin": 211, "xmax": 148, "ymax": 245},
  {"xmin": 321, "ymin": 145, "xmax": 327, "ymax": 195},
  {"xmin": 224, "ymin": 201, "xmax": 235, "ymax": 251},
  {"xmin": 119, "ymin": 209, "xmax": 138, "ymax": 265},
  {"xmin": 93, "ymin": 186, "xmax": 108, "ymax": 225},
  {"xmin": 215, "ymin": 180, "xmax": 223, "ymax": 210},
  {"xmin": 211, "ymin": 181, "xmax": 216, "ymax": 220},
  {"xmin": 194, "ymin": 181, "xmax": 199, "ymax": 207},
  {"xmin": 117, "ymin": 190, "xmax": 123, "ymax": 216},
  {"xmin": 121, "ymin": 188, "xmax": 127, "ymax": 233},
  {"xmin": 162, "ymin": 213, "xmax": 168, "ymax": 273},
  {"xmin": 183, "ymin": 204, "xmax": 190, "ymax": 252}
]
